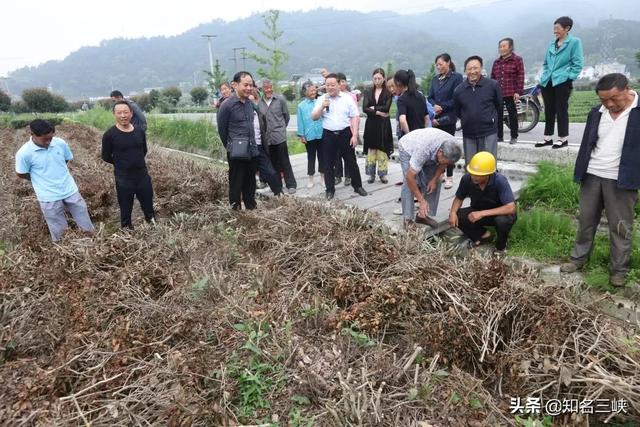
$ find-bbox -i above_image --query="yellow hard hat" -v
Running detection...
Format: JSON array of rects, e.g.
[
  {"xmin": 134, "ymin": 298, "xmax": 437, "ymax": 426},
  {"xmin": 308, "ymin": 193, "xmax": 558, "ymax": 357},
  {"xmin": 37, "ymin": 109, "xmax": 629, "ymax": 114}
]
[{"xmin": 466, "ymin": 151, "xmax": 496, "ymax": 176}]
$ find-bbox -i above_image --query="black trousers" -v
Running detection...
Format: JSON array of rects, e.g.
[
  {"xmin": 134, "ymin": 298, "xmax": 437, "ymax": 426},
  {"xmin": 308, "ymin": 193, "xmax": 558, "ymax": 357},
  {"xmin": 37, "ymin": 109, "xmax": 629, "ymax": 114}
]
[
  {"xmin": 541, "ymin": 80, "xmax": 572, "ymax": 138},
  {"xmin": 334, "ymin": 153, "xmax": 350, "ymax": 179},
  {"xmin": 269, "ymin": 142, "xmax": 297, "ymax": 189},
  {"xmin": 457, "ymin": 206, "xmax": 516, "ymax": 251},
  {"xmin": 115, "ymin": 172, "xmax": 154, "ymax": 228},
  {"xmin": 257, "ymin": 145, "xmax": 283, "ymax": 195},
  {"xmin": 305, "ymin": 138, "xmax": 325, "ymax": 176},
  {"xmin": 323, "ymin": 128, "xmax": 362, "ymax": 193},
  {"xmin": 436, "ymin": 124, "xmax": 457, "ymax": 178},
  {"xmin": 228, "ymin": 156, "xmax": 258, "ymax": 210},
  {"xmin": 498, "ymin": 97, "xmax": 518, "ymax": 140}
]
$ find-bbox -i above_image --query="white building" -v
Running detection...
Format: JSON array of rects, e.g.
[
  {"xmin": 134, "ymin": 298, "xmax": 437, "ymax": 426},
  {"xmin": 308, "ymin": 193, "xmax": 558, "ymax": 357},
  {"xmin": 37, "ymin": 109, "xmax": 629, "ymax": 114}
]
[
  {"xmin": 594, "ymin": 62, "xmax": 629, "ymax": 78},
  {"xmin": 578, "ymin": 66, "xmax": 595, "ymax": 80}
]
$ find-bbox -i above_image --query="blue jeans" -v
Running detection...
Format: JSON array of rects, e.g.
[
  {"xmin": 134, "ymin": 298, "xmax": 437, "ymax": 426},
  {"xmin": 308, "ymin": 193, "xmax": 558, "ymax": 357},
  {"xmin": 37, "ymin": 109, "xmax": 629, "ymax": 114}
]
[{"xmin": 399, "ymin": 149, "xmax": 442, "ymax": 221}]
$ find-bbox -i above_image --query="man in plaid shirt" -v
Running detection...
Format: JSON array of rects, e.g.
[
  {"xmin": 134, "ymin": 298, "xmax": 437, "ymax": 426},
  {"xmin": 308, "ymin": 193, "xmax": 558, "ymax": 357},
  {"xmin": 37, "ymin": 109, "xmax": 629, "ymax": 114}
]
[{"xmin": 491, "ymin": 38, "xmax": 525, "ymax": 144}]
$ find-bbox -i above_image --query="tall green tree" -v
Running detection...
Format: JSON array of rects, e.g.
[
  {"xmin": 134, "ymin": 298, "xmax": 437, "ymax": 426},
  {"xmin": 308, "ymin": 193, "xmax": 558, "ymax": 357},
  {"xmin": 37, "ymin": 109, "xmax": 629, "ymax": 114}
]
[
  {"xmin": 247, "ymin": 9, "xmax": 292, "ymax": 84},
  {"xmin": 384, "ymin": 60, "xmax": 395, "ymax": 79},
  {"xmin": 203, "ymin": 59, "xmax": 228, "ymax": 94},
  {"xmin": 420, "ymin": 64, "xmax": 436, "ymax": 95},
  {"xmin": 0, "ymin": 90, "xmax": 10, "ymax": 112},
  {"xmin": 636, "ymin": 51, "xmax": 640, "ymax": 68}
]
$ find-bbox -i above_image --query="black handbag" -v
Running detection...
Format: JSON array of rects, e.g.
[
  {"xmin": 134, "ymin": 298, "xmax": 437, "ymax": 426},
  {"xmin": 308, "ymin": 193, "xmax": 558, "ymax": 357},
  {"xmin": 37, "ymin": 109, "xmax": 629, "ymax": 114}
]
[{"xmin": 228, "ymin": 136, "xmax": 251, "ymax": 160}]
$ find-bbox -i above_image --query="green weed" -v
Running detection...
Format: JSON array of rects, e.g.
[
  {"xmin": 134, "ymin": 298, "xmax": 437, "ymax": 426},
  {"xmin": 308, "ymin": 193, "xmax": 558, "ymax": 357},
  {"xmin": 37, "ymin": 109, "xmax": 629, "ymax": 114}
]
[
  {"xmin": 341, "ymin": 327, "xmax": 376, "ymax": 347},
  {"xmin": 514, "ymin": 415, "xmax": 553, "ymax": 427},
  {"xmin": 518, "ymin": 162, "xmax": 578, "ymax": 214},
  {"xmin": 509, "ymin": 208, "xmax": 576, "ymax": 260},
  {"xmin": 224, "ymin": 320, "xmax": 285, "ymax": 420}
]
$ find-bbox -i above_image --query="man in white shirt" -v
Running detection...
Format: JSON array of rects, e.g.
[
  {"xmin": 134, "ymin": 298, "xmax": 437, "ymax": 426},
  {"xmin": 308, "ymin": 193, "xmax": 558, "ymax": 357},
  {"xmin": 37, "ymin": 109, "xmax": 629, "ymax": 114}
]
[
  {"xmin": 561, "ymin": 73, "xmax": 639, "ymax": 288},
  {"xmin": 312, "ymin": 73, "xmax": 367, "ymax": 199}
]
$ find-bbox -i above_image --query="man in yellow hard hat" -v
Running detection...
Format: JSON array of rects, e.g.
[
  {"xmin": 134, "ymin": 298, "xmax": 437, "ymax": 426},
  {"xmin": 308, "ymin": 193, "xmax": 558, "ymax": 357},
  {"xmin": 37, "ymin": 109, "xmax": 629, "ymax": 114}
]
[{"xmin": 448, "ymin": 151, "xmax": 517, "ymax": 254}]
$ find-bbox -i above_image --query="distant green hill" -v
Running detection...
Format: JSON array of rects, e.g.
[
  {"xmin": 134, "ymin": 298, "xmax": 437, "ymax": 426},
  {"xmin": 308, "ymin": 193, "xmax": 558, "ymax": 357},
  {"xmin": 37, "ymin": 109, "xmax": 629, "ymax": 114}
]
[{"xmin": 6, "ymin": 2, "xmax": 639, "ymax": 98}]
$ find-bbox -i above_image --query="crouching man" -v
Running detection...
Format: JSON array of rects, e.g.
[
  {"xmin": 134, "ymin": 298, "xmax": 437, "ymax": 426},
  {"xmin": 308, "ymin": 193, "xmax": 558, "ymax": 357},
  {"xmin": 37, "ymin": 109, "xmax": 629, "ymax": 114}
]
[
  {"xmin": 448, "ymin": 151, "xmax": 516, "ymax": 255},
  {"xmin": 15, "ymin": 119, "xmax": 95, "ymax": 241},
  {"xmin": 398, "ymin": 128, "xmax": 462, "ymax": 229}
]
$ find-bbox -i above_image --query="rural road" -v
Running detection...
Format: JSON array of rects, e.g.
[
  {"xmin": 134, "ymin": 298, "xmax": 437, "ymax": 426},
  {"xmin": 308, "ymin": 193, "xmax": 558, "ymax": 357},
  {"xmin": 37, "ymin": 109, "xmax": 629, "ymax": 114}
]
[{"xmin": 154, "ymin": 113, "xmax": 588, "ymax": 146}]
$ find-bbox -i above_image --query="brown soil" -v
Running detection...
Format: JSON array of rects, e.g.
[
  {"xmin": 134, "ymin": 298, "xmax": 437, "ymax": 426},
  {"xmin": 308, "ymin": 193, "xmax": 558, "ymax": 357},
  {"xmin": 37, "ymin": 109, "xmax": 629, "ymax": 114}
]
[{"xmin": 0, "ymin": 123, "xmax": 637, "ymax": 426}]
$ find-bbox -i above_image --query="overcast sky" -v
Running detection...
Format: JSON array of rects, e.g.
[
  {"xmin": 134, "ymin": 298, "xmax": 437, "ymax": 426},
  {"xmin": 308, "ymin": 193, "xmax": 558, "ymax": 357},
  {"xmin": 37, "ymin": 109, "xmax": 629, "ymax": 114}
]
[{"xmin": 0, "ymin": 0, "xmax": 494, "ymax": 77}]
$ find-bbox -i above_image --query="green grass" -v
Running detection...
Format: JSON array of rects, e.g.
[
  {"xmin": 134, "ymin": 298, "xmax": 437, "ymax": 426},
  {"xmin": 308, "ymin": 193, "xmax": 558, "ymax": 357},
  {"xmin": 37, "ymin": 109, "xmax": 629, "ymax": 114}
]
[
  {"xmin": 518, "ymin": 162, "xmax": 579, "ymax": 214},
  {"xmin": 539, "ymin": 90, "xmax": 600, "ymax": 124},
  {"xmin": 287, "ymin": 136, "xmax": 306, "ymax": 155},
  {"xmin": 512, "ymin": 162, "xmax": 640, "ymax": 290},
  {"xmin": 0, "ymin": 112, "xmax": 67, "ymax": 129},
  {"xmin": 70, "ymin": 107, "xmax": 305, "ymax": 160},
  {"xmin": 519, "ymin": 161, "xmax": 640, "ymax": 217},
  {"xmin": 68, "ymin": 108, "xmax": 114, "ymax": 130},
  {"xmin": 509, "ymin": 208, "xmax": 576, "ymax": 260},
  {"xmin": 69, "ymin": 107, "xmax": 226, "ymax": 159}
]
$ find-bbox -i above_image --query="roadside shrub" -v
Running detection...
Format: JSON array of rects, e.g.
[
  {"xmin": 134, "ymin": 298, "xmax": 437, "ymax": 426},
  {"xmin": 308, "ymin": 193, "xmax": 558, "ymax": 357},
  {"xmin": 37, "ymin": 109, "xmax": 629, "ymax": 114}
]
[
  {"xmin": 161, "ymin": 86, "xmax": 182, "ymax": 106},
  {"xmin": 282, "ymin": 85, "xmax": 296, "ymax": 102},
  {"xmin": 22, "ymin": 88, "xmax": 70, "ymax": 113}
]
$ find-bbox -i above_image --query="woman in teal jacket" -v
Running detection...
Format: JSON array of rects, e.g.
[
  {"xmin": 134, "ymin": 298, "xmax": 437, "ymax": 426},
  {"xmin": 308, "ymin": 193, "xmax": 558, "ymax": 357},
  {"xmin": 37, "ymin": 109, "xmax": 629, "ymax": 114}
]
[
  {"xmin": 536, "ymin": 16, "xmax": 584, "ymax": 149},
  {"xmin": 297, "ymin": 82, "xmax": 325, "ymax": 188}
]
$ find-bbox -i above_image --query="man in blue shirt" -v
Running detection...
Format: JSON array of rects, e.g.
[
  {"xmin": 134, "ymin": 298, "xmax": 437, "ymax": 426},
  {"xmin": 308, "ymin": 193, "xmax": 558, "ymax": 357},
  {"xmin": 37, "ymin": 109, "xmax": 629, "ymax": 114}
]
[
  {"xmin": 15, "ymin": 119, "xmax": 95, "ymax": 241},
  {"xmin": 449, "ymin": 151, "xmax": 517, "ymax": 254}
]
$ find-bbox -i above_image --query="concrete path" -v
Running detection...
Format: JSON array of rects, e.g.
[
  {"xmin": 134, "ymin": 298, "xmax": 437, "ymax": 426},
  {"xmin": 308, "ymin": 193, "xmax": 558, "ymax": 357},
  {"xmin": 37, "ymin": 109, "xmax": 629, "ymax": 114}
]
[{"xmin": 258, "ymin": 149, "xmax": 527, "ymax": 233}]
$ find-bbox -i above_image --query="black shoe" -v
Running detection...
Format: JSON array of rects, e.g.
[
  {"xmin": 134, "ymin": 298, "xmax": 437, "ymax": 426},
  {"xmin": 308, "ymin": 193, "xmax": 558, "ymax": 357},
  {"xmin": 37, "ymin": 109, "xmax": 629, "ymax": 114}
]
[
  {"xmin": 326, "ymin": 191, "xmax": 335, "ymax": 200},
  {"xmin": 367, "ymin": 176, "xmax": 375, "ymax": 184},
  {"xmin": 535, "ymin": 140, "xmax": 553, "ymax": 148},
  {"xmin": 335, "ymin": 177, "xmax": 342, "ymax": 185},
  {"xmin": 497, "ymin": 138, "xmax": 504, "ymax": 142},
  {"xmin": 354, "ymin": 187, "xmax": 368, "ymax": 196},
  {"xmin": 552, "ymin": 140, "xmax": 568, "ymax": 149}
]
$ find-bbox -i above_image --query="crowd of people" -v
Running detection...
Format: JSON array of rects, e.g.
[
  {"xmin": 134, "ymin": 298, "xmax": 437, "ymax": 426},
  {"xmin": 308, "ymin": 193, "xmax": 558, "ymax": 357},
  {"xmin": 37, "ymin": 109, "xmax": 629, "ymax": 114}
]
[{"xmin": 14, "ymin": 15, "xmax": 640, "ymax": 287}]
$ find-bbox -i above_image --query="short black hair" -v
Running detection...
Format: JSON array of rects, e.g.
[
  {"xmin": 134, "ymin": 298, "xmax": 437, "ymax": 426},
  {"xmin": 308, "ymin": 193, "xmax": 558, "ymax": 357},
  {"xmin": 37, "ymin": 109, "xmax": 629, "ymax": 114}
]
[
  {"xmin": 110, "ymin": 90, "xmax": 124, "ymax": 98},
  {"xmin": 554, "ymin": 16, "xmax": 573, "ymax": 30},
  {"xmin": 112, "ymin": 100, "xmax": 131, "ymax": 112},
  {"xmin": 595, "ymin": 73, "xmax": 629, "ymax": 93},
  {"xmin": 499, "ymin": 38, "xmax": 514, "ymax": 49},
  {"xmin": 29, "ymin": 119, "xmax": 55, "ymax": 136},
  {"xmin": 325, "ymin": 73, "xmax": 339, "ymax": 82},
  {"xmin": 233, "ymin": 71, "xmax": 253, "ymax": 83},
  {"xmin": 335, "ymin": 72, "xmax": 347, "ymax": 82},
  {"xmin": 464, "ymin": 55, "xmax": 483, "ymax": 69}
]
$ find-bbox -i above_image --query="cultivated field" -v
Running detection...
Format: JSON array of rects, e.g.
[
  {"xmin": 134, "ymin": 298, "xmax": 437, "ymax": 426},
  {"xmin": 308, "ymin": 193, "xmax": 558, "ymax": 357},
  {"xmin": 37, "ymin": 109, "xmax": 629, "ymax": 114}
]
[{"xmin": 0, "ymin": 123, "xmax": 638, "ymax": 426}]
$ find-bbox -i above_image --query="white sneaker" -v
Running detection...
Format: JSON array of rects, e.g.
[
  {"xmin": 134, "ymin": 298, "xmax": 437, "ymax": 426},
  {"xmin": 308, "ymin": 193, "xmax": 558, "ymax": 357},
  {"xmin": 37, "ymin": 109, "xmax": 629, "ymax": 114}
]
[
  {"xmin": 444, "ymin": 177, "xmax": 453, "ymax": 189},
  {"xmin": 393, "ymin": 208, "xmax": 403, "ymax": 215},
  {"xmin": 307, "ymin": 175, "xmax": 314, "ymax": 189}
]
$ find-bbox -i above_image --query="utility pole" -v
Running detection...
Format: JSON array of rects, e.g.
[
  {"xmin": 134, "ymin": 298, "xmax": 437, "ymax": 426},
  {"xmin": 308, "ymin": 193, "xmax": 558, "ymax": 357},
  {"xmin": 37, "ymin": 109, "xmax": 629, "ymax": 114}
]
[
  {"xmin": 233, "ymin": 47, "xmax": 246, "ymax": 72},
  {"xmin": 201, "ymin": 34, "xmax": 217, "ymax": 76}
]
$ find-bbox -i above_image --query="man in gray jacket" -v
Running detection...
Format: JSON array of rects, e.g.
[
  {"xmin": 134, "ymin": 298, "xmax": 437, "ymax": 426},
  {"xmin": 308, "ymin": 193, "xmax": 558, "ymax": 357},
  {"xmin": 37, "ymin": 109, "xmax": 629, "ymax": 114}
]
[{"xmin": 259, "ymin": 79, "xmax": 297, "ymax": 193}]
